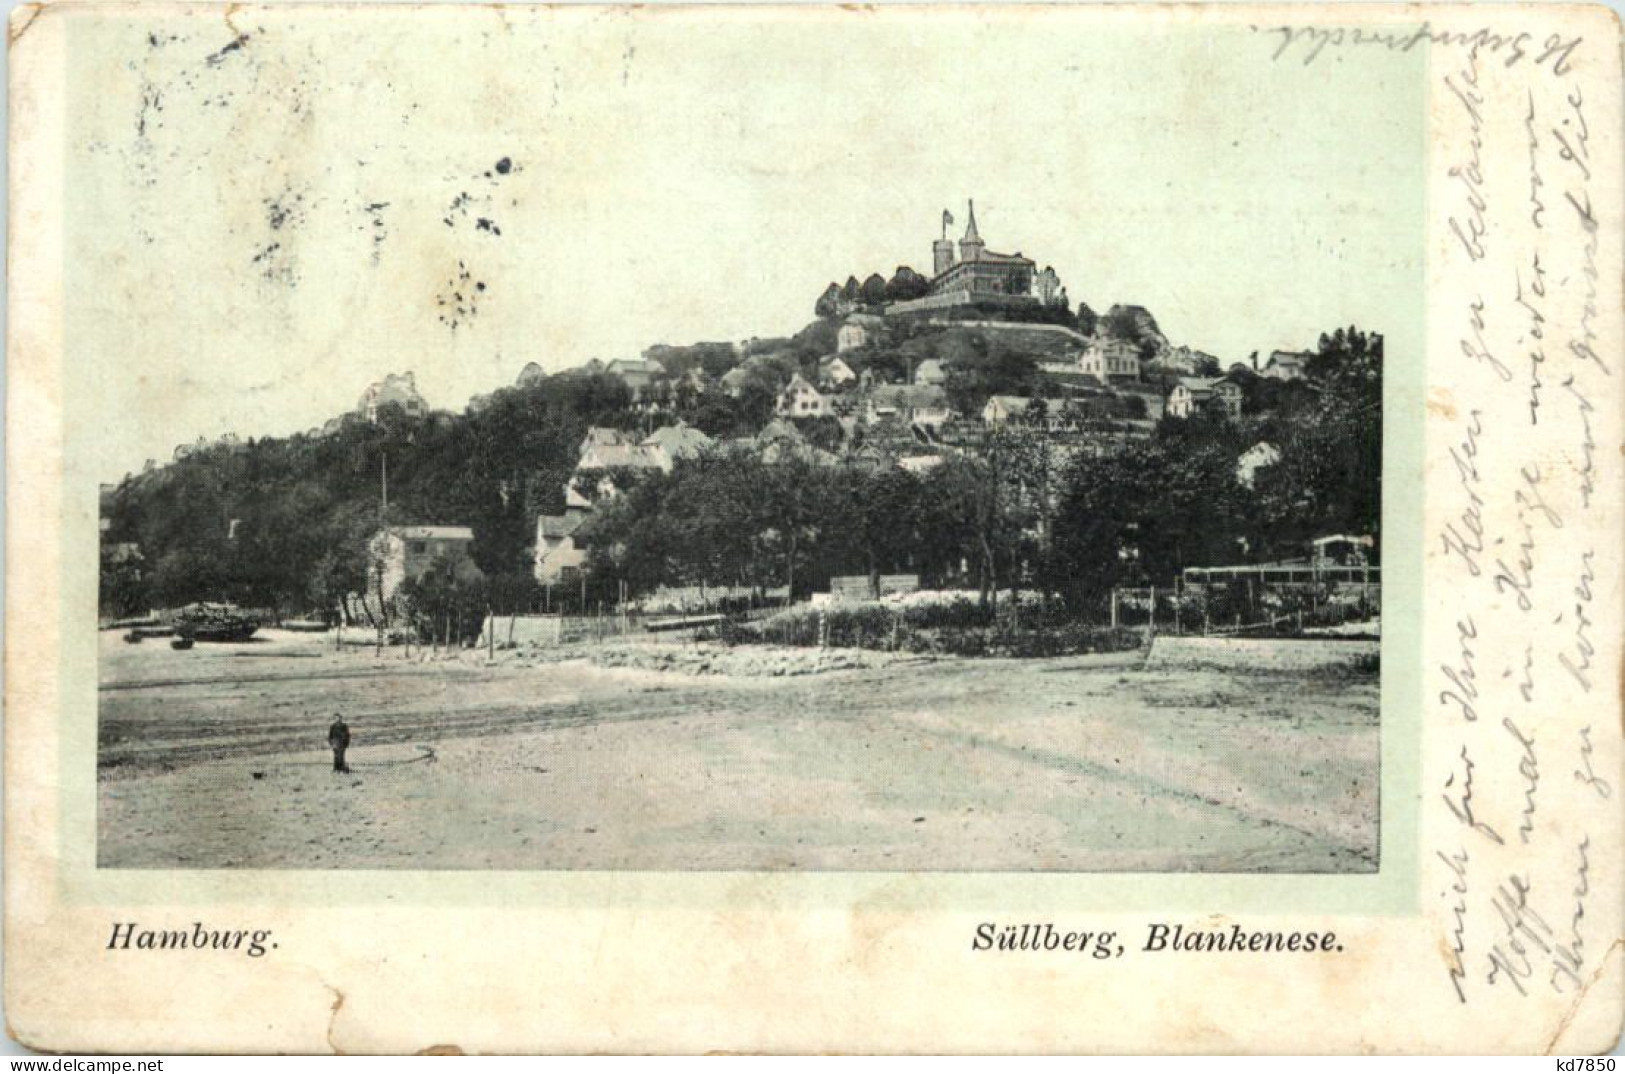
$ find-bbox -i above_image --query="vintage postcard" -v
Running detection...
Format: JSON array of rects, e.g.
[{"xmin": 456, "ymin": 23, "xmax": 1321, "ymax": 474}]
[{"xmin": 5, "ymin": 0, "xmax": 1622, "ymax": 1054}]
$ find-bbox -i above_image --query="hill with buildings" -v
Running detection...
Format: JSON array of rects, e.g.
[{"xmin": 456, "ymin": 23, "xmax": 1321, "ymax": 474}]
[{"xmin": 99, "ymin": 201, "xmax": 1379, "ymax": 629}]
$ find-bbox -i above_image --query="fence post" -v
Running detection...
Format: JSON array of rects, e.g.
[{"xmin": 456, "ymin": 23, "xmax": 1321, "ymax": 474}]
[
  {"xmin": 1148, "ymin": 585, "xmax": 1156, "ymax": 640},
  {"xmin": 488, "ymin": 605, "xmax": 495, "ymax": 660},
  {"xmin": 1110, "ymin": 588, "xmax": 1118, "ymax": 629}
]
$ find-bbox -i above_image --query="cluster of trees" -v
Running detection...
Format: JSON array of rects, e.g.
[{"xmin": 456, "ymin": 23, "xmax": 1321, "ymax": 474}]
[
  {"xmin": 814, "ymin": 267, "xmax": 935, "ymax": 316},
  {"xmin": 100, "ymin": 371, "xmax": 650, "ymax": 619},
  {"xmin": 578, "ymin": 328, "xmax": 1382, "ymax": 610},
  {"xmin": 101, "ymin": 307, "xmax": 1380, "ymax": 626}
]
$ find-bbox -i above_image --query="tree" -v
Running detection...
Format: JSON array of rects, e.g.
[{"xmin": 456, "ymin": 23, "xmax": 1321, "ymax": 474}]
[
  {"xmin": 815, "ymin": 282, "xmax": 840, "ymax": 319},
  {"xmin": 860, "ymin": 273, "xmax": 888, "ymax": 307},
  {"xmin": 943, "ymin": 350, "xmax": 1041, "ymax": 417},
  {"xmin": 884, "ymin": 266, "xmax": 931, "ymax": 302}
]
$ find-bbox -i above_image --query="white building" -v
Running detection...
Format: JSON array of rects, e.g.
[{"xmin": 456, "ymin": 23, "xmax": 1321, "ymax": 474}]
[
  {"xmin": 1078, "ymin": 338, "xmax": 1141, "ymax": 380},
  {"xmin": 777, "ymin": 373, "xmax": 831, "ymax": 418}
]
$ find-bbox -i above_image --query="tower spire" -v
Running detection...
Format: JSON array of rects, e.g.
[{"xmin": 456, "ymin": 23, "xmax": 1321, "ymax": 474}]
[{"xmin": 958, "ymin": 198, "xmax": 985, "ymax": 262}]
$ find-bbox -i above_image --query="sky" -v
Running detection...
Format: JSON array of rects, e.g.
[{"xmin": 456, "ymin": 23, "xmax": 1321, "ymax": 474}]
[{"xmin": 65, "ymin": 5, "xmax": 1426, "ymax": 481}]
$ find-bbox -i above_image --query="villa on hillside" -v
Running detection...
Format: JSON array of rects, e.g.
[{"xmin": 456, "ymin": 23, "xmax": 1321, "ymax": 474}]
[
  {"xmin": 358, "ymin": 372, "xmax": 428, "ymax": 423},
  {"xmin": 1167, "ymin": 376, "xmax": 1243, "ymax": 419},
  {"xmin": 837, "ymin": 314, "xmax": 883, "ymax": 352},
  {"xmin": 777, "ymin": 373, "xmax": 832, "ymax": 418},
  {"xmin": 367, "ymin": 525, "xmax": 480, "ymax": 605},
  {"xmin": 913, "ymin": 358, "xmax": 948, "ymax": 387},
  {"xmin": 818, "ymin": 355, "xmax": 858, "ymax": 389},
  {"xmin": 533, "ymin": 512, "xmax": 588, "ymax": 586},
  {"xmin": 1262, "ymin": 350, "xmax": 1313, "ymax": 381},
  {"xmin": 603, "ymin": 358, "xmax": 665, "ymax": 400},
  {"xmin": 865, "ymin": 385, "xmax": 952, "ymax": 428}
]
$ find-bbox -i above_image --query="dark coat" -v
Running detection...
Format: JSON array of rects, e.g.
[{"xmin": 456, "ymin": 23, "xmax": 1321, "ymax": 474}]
[{"xmin": 327, "ymin": 720, "xmax": 350, "ymax": 750}]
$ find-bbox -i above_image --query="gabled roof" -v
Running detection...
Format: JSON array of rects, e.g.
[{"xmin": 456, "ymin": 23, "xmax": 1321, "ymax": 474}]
[
  {"xmin": 641, "ymin": 422, "xmax": 713, "ymax": 459},
  {"xmin": 581, "ymin": 426, "xmax": 632, "ymax": 450},
  {"xmin": 756, "ymin": 418, "xmax": 806, "ymax": 445},
  {"xmin": 759, "ymin": 440, "xmax": 839, "ymax": 467},
  {"xmin": 780, "ymin": 372, "xmax": 822, "ymax": 395},
  {"xmin": 985, "ymin": 395, "xmax": 1032, "ymax": 411},
  {"xmin": 579, "ymin": 443, "xmax": 667, "ymax": 470},
  {"xmin": 871, "ymin": 384, "xmax": 948, "ymax": 409},
  {"xmin": 391, "ymin": 525, "xmax": 475, "ymax": 541},
  {"xmin": 536, "ymin": 513, "xmax": 586, "ymax": 540},
  {"xmin": 604, "ymin": 358, "xmax": 663, "ymax": 376}
]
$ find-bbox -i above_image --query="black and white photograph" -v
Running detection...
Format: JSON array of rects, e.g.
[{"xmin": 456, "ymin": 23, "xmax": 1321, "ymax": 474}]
[
  {"xmin": 86, "ymin": 11, "xmax": 1394, "ymax": 874},
  {"xmin": 6, "ymin": 0, "xmax": 1621, "ymax": 1056}
]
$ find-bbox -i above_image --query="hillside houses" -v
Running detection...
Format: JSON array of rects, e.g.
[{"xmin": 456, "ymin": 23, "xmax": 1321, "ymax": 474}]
[
  {"xmin": 817, "ymin": 355, "xmax": 858, "ymax": 389},
  {"xmin": 912, "ymin": 358, "xmax": 948, "ymax": 387},
  {"xmin": 640, "ymin": 421, "xmax": 713, "ymax": 463},
  {"xmin": 1167, "ymin": 376, "xmax": 1243, "ymax": 419},
  {"xmin": 983, "ymin": 395, "xmax": 1073, "ymax": 428},
  {"xmin": 837, "ymin": 314, "xmax": 883, "ymax": 351},
  {"xmin": 359, "ymin": 372, "xmax": 428, "ymax": 423},
  {"xmin": 777, "ymin": 373, "xmax": 832, "ymax": 418},
  {"xmin": 865, "ymin": 385, "xmax": 951, "ymax": 428},
  {"xmin": 1078, "ymin": 338, "xmax": 1142, "ymax": 381},
  {"xmin": 368, "ymin": 525, "xmax": 480, "ymax": 605},
  {"xmin": 533, "ymin": 511, "xmax": 588, "ymax": 585},
  {"xmin": 1262, "ymin": 350, "xmax": 1312, "ymax": 380},
  {"xmin": 1236, "ymin": 441, "xmax": 1282, "ymax": 488}
]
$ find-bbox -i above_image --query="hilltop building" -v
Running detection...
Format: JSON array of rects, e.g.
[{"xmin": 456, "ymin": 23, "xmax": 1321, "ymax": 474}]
[
  {"xmin": 359, "ymin": 372, "xmax": 428, "ymax": 423},
  {"xmin": 888, "ymin": 201, "xmax": 1066, "ymax": 316}
]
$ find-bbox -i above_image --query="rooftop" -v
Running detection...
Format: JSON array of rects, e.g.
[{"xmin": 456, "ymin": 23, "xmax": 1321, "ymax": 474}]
[{"xmin": 391, "ymin": 525, "xmax": 475, "ymax": 541}]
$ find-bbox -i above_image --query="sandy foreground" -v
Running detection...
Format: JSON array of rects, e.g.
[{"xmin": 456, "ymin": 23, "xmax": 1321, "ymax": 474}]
[{"xmin": 98, "ymin": 630, "xmax": 1379, "ymax": 871}]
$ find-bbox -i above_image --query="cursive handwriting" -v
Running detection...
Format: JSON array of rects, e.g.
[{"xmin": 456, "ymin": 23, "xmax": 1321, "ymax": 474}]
[
  {"xmin": 1549, "ymin": 836, "xmax": 1591, "ymax": 993},
  {"xmin": 1445, "ymin": 52, "xmax": 1489, "ymax": 261},
  {"xmin": 1439, "ymin": 846, "xmax": 1472, "ymax": 1002},
  {"xmin": 1486, "ymin": 874, "xmax": 1554, "ymax": 996},
  {"xmin": 1256, "ymin": 23, "xmax": 1581, "ymax": 75},
  {"xmin": 1514, "ymin": 254, "xmax": 1546, "ymax": 424},
  {"xmin": 1573, "ymin": 727, "xmax": 1611, "ymax": 800},
  {"xmin": 1439, "ymin": 618, "xmax": 1483, "ymax": 722},
  {"xmin": 1443, "ymin": 744, "xmax": 1503, "ymax": 844},
  {"xmin": 1555, "ymin": 550, "xmax": 1596, "ymax": 691},
  {"xmin": 1559, "ymin": 375, "xmax": 1596, "ymax": 509},
  {"xmin": 1440, "ymin": 410, "xmax": 1489, "ymax": 575},
  {"xmin": 1503, "ymin": 716, "xmax": 1539, "ymax": 845}
]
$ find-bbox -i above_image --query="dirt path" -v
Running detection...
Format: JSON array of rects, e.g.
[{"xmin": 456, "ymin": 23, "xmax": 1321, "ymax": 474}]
[{"xmin": 98, "ymin": 634, "xmax": 1378, "ymax": 872}]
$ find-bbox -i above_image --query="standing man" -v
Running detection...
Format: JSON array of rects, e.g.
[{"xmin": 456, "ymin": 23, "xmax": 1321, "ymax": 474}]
[{"xmin": 327, "ymin": 714, "xmax": 351, "ymax": 774}]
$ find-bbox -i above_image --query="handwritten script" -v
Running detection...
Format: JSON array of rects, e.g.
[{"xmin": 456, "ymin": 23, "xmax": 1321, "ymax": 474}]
[{"xmin": 1416, "ymin": 13, "xmax": 1620, "ymax": 1044}]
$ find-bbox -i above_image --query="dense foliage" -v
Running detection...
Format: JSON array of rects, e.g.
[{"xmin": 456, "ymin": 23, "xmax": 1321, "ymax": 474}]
[{"xmin": 102, "ymin": 317, "xmax": 1381, "ymax": 625}]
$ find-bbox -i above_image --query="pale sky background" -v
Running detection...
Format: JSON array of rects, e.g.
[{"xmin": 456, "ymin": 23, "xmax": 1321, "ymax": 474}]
[{"xmin": 65, "ymin": 5, "xmax": 1426, "ymax": 481}]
